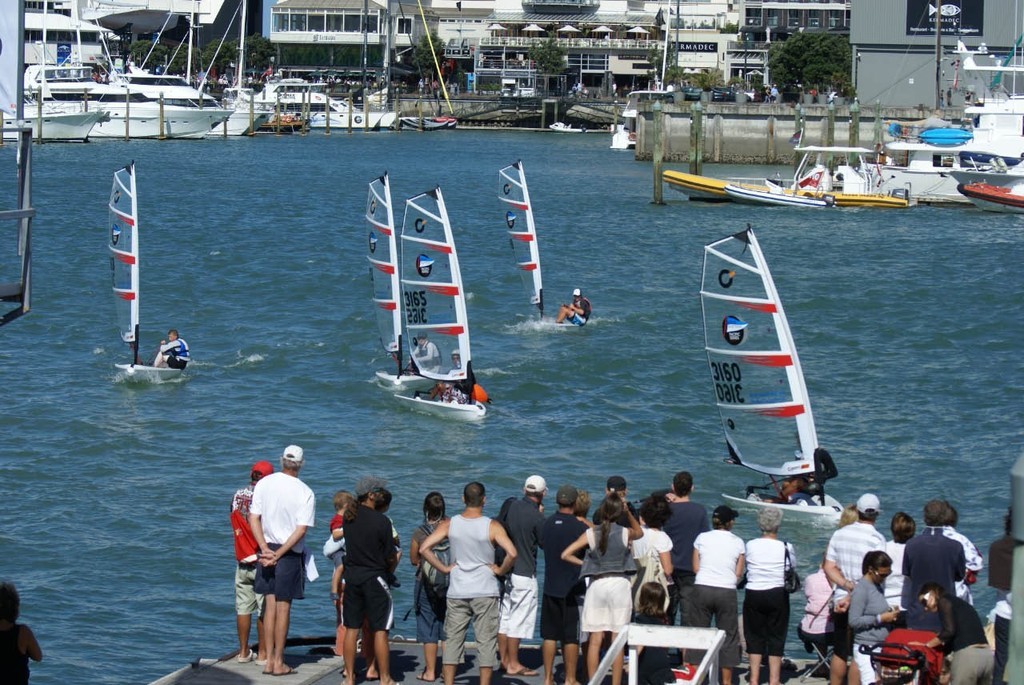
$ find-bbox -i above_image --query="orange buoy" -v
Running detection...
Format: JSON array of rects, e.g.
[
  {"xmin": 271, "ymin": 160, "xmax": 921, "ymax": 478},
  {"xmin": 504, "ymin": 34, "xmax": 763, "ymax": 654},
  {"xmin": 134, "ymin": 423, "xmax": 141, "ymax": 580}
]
[{"xmin": 472, "ymin": 384, "xmax": 489, "ymax": 404}]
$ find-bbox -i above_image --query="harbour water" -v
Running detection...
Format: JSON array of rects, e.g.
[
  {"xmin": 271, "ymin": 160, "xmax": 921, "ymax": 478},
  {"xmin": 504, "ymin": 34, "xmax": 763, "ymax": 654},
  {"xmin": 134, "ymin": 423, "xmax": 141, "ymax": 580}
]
[{"xmin": 0, "ymin": 130, "xmax": 1020, "ymax": 684}]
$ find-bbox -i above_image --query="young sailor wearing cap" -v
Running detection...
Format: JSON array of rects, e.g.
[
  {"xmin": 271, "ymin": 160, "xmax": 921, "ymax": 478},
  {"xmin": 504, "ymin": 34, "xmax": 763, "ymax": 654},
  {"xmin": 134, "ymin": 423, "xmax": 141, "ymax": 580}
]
[{"xmin": 555, "ymin": 288, "xmax": 592, "ymax": 326}]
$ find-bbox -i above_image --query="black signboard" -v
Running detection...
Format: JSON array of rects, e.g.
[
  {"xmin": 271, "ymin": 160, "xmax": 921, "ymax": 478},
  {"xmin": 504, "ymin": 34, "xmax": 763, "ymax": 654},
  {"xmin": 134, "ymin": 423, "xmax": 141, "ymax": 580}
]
[{"xmin": 906, "ymin": 0, "xmax": 983, "ymax": 36}]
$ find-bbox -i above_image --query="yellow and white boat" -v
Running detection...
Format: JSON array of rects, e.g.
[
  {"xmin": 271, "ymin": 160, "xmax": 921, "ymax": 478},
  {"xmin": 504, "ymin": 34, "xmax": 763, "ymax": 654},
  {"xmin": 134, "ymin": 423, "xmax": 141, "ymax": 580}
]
[{"xmin": 664, "ymin": 145, "xmax": 913, "ymax": 208}]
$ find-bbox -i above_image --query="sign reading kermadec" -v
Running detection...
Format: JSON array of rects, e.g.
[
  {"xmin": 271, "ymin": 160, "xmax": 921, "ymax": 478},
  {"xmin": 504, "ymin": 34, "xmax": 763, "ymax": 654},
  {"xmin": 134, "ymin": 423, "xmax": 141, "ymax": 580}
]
[
  {"xmin": 906, "ymin": 0, "xmax": 982, "ymax": 36},
  {"xmin": 675, "ymin": 42, "xmax": 717, "ymax": 53}
]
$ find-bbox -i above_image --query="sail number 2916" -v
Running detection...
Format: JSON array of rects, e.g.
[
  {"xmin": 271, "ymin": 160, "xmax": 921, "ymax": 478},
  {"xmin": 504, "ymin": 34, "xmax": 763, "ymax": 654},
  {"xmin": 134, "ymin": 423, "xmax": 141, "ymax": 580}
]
[
  {"xmin": 405, "ymin": 290, "xmax": 428, "ymax": 324},
  {"xmin": 711, "ymin": 361, "xmax": 744, "ymax": 403}
]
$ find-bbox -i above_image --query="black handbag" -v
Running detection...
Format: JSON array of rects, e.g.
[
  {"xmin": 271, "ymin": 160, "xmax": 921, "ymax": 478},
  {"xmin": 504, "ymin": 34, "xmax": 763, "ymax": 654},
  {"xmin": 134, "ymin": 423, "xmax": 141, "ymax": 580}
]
[{"xmin": 783, "ymin": 543, "xmax": 801, "ymax": 594}]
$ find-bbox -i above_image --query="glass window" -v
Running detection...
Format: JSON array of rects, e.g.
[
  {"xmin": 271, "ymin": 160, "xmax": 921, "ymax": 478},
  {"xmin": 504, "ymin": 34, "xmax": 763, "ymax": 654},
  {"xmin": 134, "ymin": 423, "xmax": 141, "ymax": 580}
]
[
  {"xmin": 744, "ymin": 9, "xmax": 762, "ymax": 27},
  {"xmin": 397, "ymin": 17, "xmax": 412, "ymax": 34},
  {"xmin": 367, "ymin": 14, "xmax": 379, "ymax": 33},
  {"xmin": 788, "ymin": 11, "xmax": 801, "ymax": 28},
  {"xmin": 828, "ymin": 10, "xmax": 845, "ymax": 29},
  {"xmin": 308, "ymin": 14, "xmax": 324, "ymax": 31},
  {"xmin": 807, "ymin": 10, "xmax": 820, "ymax": 28},
  {"xmin": 272, "ymin": 13, "xmax": 288, "ymax": 32},
  {"xmin": 344, "ymin": 14, "xmax": 361, "ymax": 32},
  {"xmin": 766, "ymin": 9, "xmax": 781, "ymax": 27},
  {"xmin": 290, "ymin": 13, "xmax": 307, "ymax": 31}
]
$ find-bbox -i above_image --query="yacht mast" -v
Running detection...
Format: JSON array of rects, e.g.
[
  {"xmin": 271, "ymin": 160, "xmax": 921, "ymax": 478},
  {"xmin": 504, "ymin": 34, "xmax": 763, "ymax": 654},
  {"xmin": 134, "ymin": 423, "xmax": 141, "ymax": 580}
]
[
  {"xmin": 935, "ymin": 0, "xmax": 942, "ymax": 108},
  {"xmin": 237, "ymin": 0, "xmax": 247, "ymax": 86}
]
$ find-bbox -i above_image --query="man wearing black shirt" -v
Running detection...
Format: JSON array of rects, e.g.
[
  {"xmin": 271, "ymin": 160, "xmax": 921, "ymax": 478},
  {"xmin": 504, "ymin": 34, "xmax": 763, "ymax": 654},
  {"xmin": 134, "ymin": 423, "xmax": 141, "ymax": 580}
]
[{"xmin": 540, "ymin": 484, "xmax": 588, "ymax": 685}]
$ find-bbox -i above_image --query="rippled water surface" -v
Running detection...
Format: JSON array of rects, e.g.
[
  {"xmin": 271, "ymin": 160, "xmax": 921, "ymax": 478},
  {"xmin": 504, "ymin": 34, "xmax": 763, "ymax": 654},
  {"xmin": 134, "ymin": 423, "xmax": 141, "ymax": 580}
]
[{"xmin": 0, "ymin": 130, "xmax": 1020, "ymax": 684}]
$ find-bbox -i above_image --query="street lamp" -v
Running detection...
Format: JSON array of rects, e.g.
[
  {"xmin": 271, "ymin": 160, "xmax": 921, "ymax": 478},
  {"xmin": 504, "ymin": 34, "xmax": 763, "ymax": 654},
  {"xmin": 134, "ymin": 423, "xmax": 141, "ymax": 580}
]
[{"xmin": 674, "ymin": 0, "xmax": 680, "ymax": 67}]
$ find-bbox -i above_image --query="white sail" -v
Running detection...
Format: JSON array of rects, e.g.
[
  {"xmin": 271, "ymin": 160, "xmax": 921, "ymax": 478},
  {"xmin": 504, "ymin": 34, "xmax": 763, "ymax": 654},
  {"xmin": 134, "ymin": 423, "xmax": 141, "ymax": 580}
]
[
  {"xmin": 498, "ymin": 160, "xmax": 543, "ymax": 316},
  {"xmin": 367, "ymin": 173, "xmax": 402, "ymax": 358},
  {"xmin": 109, "ymin": 162, "xmax": 140, "ymax": 364},
  {"xmin": 700, "ymin": 228, "xmax": 817, "ymax": 478},
  {"xmin": 399, "ymin": 186, "xmax": 471, "ymax": 383}
]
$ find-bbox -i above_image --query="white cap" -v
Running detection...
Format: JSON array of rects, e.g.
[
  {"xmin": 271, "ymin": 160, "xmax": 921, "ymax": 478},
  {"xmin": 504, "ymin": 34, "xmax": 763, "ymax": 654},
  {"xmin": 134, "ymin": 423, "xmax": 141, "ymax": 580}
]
[
  {"xmin": 572, "ymin": 288, "xmax": 581, "ymax": 296},
  {"xmin": 524, "ymin": 475, "xmax": 547, "ymax": 493},
  {"xmin": 856, "ymin": 493, "xmax": 880, "ymax": 515},
  {"xmin": 282, "ymin": 444, "xmax": 305, "ymax": 464}
]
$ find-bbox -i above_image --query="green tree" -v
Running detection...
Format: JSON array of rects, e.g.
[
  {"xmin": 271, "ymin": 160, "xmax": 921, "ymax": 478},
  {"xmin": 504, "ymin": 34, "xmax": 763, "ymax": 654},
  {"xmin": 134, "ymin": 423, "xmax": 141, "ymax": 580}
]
[
  {"xmin": 768, "ymin": 33, "xmax": 851, "ymax": 92},
  {"xmin": 129, "ymin": 40, "xmax": 168, "ymax": 70},
  {"xmin": 412, "ymin": 32, "xmax": 445, "ymax": 79},
  {"xmin": 528, "ymin": 38, "xmax": 567, "ymax": 76},
  {"xmin": 246, "ymin": 34, "xmax": 275, "ymax": 74},
  {"xmin": 692, "ymin": 68, "xmax": 724, "ymax": 90}
]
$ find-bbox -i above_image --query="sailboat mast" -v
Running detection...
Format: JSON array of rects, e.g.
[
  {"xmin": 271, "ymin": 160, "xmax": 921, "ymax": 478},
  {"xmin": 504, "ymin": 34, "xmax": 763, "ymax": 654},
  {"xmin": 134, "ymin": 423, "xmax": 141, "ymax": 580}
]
[
  {"xmin": 935, "ymin": 0, "xmax": 942, "ymax": 109},
  {"xmin": 237, "ymin": 0, "xmax": 247, "ymax": 87}
]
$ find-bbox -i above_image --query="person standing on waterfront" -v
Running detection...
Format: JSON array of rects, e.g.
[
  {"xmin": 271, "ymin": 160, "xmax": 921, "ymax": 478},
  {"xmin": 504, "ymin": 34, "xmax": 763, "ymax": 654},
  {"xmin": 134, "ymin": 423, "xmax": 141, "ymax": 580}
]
[
  {"xmin": 692, "ymin": 505, "xmax": 745, "ymax": 685},
  {"xmin": 940, "ymin": 503, "xmax": 983, "ymax": 604},
  {"xmin": 0, "ymin": 582, "xmax": 43, "ymax": 685},
  {"xmin": 849, "ymin": 551, "xmax": 900, "ymax": 685},
  {"xmin": 555, "ymin": 288, "xmax": 591, "ymax": 326},
  {"xmin": 988, "ymin": 507, "xmax": 1013, "ymax": 684},
  {"xmin": 419, "ymin": 482, "xmax": 517, "ymax": 685},
  {"xmin": 540, "ymin": 484, "xmax": 588, "ymax": 685},
  {"xmin": 593, "ymin": 476, "xmax": 638, "ymax": 525},
  {"xmin": 342, "ymin": 477, "xmax": 399, "ymax": 685},
  {"xmin": 409, "ymin": 492, "xmax": 449, "ymax": 683},
  {"xmin": 662, "ymin": 471, "xmax": 709, "ymax": 627},
  {"xmin": 499, "ymin": 475, "xmax": 547, "ymax": 676},
  {"xmin": 742, "ymin": 508, "xmax": 794, "ymax": 685},
  {"xmin": 915, "ymin": 582, "xmax": 993, "ymax": 683},
  {"xmin": 561, "ymin": 494, "xmax": 643, "ymax": 685},
  {"xmin": 884, "ymin": 512, "xmax": 915, "ymax": 610},
  {"xmin": 231, "ymin": 459, "xmax": 274, "ymax": 664},
  {"xmin": 250, "ymin": 445, "xmax": 316, "ymax": 677},
  {"xmin": 153, "ymin": 328, "xmax": 190, "ymax": 369},
  {"xmin": 901, "ymin": 500, "xmax": 965, "ymax": 632},
  {"xmin": 822, "ymin": 493, "xmax": 887, "ymax": 685}
]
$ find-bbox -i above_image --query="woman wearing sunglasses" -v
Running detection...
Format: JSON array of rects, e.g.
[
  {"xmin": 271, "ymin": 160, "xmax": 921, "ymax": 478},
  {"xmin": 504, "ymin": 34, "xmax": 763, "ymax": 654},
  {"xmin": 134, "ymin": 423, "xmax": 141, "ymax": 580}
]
[{"xmin": 848, "ymin": 551, "xmax": 901, "ymax": 685}]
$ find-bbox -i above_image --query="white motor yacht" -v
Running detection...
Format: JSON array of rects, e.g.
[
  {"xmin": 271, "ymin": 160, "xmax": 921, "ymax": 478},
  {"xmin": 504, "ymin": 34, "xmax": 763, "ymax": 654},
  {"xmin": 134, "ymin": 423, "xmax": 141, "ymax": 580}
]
[
  {"xmin": 5, "ymin": 99, "xmax": 108, "ymax": 142},
  {"xmin": 24, "ymin": 64, "xmax": 229, "ymax": 139},
  {"xmin": 254, "ymin": 78, "xmax": 395, "ymax": 130}
]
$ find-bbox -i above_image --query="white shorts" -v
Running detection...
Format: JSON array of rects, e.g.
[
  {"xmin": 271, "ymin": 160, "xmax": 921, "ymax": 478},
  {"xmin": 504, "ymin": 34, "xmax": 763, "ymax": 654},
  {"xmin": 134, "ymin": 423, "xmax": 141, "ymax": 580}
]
[
  {"xmin": 498, "ymin": 573, "xmax": 538, "ymax": 639},
  {"xmin": 852, "ymin": 645, "xmax": 877, "ymax": 685}
]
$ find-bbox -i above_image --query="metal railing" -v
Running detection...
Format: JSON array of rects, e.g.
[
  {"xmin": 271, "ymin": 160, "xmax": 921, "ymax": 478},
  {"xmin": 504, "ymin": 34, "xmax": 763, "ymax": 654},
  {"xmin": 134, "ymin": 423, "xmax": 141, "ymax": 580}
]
[{"xmin": 479, "ymin": 36, "xmax": 658, "ymax": 50}]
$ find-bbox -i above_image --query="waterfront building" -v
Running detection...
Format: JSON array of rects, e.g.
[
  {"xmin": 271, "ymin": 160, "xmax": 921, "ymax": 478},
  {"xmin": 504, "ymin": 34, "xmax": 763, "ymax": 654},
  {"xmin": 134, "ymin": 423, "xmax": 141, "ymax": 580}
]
[{"xmin": 851, "ymin": 0, "xmax": 1021, "ymax": 108}]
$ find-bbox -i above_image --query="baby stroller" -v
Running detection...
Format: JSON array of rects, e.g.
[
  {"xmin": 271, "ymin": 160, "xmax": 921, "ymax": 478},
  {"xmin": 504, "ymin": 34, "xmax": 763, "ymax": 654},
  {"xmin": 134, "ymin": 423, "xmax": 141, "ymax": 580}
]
[{"xmin": 862, "ymin": 629, "xmax": 944, "ymax": 685}]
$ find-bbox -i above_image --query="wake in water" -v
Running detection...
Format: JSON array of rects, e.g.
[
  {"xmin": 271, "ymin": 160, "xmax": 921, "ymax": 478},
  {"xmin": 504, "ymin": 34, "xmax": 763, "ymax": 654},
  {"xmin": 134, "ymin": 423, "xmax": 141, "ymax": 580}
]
[{"xmin": 504, "ymin": 316, "xmax": 609, "ymax": 334}]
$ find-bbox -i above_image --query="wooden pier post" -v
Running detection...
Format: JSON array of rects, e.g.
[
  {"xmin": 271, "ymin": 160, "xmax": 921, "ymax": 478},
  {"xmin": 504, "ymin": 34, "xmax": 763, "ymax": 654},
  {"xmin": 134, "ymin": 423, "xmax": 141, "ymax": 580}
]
[
  {"xmin": 159, "ymin": 93, "xmax": 165, "ymax": 140},
  {"xmin": 793, "ymin": 104, "xmax": 803, "ymax": 166},
  {"xmin": 689, "ymin": 101, "xmax": 703, "ymax": 176},
  {"xmin": 125, "ymin": 91, "xmax": 131, "ymax": 140},
  {"xmin": 826, "ymin": 102, "xmax": 835, "ymax": 147},
  {"xmin": 248, "ymin": 95, "xmax": 255, "ymax": 136},
  {"xmin": 766, "ymin": 115, "xmax": 776, "ymax": 163},
  {"xmin": 36, "ymin": 96, "xmax": 43, "ymax": 144},
  {"xmin": 652, "ymin": 101, "xmax": 664, "ymax": 205},
  {"xmin": 348, "ymin": 94, "xmax": 355, "ymax": 133},
  {"xmin": 873, "ymin": 101, "xmax": 883, "ymax": 150},
  {"xmin": 849, "ymin": 100, "xmax": 860, "ymax": 147}
]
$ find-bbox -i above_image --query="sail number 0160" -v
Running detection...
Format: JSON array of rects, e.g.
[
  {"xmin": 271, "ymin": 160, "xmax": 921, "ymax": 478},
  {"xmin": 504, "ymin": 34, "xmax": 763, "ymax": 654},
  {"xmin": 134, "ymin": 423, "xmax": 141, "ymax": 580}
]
[
  {"xmin": 711, "ymin": 361, "xmax": 744, "ymax": 403},
  {"xmin": 405, "ymin": 290, "xmax": 428, "ymax": 324}
]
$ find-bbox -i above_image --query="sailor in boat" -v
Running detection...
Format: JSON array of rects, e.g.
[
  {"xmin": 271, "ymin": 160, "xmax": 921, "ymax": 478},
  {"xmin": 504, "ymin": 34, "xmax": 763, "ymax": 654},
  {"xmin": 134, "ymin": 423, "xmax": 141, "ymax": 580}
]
[
  {"xmin": 408, "ymin": 334, "xmax": 441, "ymax": 374},
  {"xmin": 775, "ymin": 477, "xmax": 818, "ymax": 506},
  {"xmin": 554, "ymin": 288, "xmax": 592, "ymax": 325},
  {"xmin": 425, "ymin": 381, "xmax": 468, "ymax": 405},
  {"xmin": 450, "ymin": 350, "xmax": 462, "ymax": 371},
  {"xmin": 153, "ymin": 329, "xmax": 190, "ymax": 369}
]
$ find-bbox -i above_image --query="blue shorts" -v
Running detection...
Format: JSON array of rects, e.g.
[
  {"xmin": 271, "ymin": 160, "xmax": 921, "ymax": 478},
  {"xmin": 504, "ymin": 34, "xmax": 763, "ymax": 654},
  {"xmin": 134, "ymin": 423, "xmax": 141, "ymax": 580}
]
[
  {"xmin": 569, "ymin": 314, "xmax": 586, "ymax": 326},
  {"xmin": 254, "ymin": 544, "xmax": 305, "ymax": 601}
]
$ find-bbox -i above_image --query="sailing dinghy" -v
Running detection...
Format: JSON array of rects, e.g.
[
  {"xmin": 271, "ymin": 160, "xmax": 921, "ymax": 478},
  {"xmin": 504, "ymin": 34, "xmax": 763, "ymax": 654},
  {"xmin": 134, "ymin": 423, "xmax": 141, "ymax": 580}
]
[
  {"xmin": 700, "ymin": 228, "xmax": 841, "ymax": 523},
  {"xmin": 108, "ymin": 162, "xmax": 182, "ymax": 382},
  {"xmin": 498, "ymin": 160, "xmax": 544, "ymax": 318},
  {"xmin": 393, "ymin": 186, "xmax": 486, "ymax": 421},
  {"xmin": 367, "ymin": 173, "xmax": 432, "ymax": 389}
]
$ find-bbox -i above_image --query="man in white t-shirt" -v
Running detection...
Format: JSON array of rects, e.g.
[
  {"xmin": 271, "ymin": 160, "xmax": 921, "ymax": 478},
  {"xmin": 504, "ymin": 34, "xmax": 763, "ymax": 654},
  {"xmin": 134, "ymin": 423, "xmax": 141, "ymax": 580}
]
[
  {"xmin": 823, "ymin": 493, "xmax": 886, "ymax": 685},
  {"xmin": 250, "ymin": 445, "xmax": 316, "ymax": 677}
]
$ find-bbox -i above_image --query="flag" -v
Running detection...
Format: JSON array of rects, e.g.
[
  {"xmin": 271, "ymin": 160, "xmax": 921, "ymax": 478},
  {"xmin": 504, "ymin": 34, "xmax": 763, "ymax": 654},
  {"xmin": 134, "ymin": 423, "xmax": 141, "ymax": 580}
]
[
  {"xmin": 456, "ymin": 1, "xmax": 461, "ymax": 9},
  {"xmin": 789, "ymin": 130, "xmax": 802, "ymax": 146},
  {"xmin": 655, "ymin": 9, "xmax": 665, "ymax": 26}
]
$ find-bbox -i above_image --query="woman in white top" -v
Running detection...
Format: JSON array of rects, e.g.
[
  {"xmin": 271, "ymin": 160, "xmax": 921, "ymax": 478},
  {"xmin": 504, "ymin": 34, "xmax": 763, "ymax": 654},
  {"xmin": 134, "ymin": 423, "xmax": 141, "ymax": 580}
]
[
  {"xmin": 743, "ymin": 508, "xmax": 796, "ymax": 685},
  {"xmin": 692, "ymin": 505, "xmax": 745, "ymax": 685},
  {"xmin": 631, "ymin": 495, "xmax": 674, "ymax": 607},
  {"xmin": 884, "ymin": 511, "xmax": 915, "ymax": 609}
]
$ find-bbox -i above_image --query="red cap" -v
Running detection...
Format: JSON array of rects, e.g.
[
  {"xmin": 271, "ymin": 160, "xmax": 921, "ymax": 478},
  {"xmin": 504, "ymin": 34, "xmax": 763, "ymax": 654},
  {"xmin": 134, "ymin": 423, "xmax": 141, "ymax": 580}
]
[{"xmin": 251, "ymin": 461, "xmax": 274, "ymax": 479}]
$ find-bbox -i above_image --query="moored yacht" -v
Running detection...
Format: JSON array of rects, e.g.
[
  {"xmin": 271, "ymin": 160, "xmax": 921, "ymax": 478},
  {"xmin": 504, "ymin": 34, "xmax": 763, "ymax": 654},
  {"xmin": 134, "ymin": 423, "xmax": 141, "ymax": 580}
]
[
  {"xmin": 4, "ymin": 99, "xmax": 108, "ymax": 142},
  {"xmin": 24, "ymin": 64, "xmax": 229, "ymax": 139},
  {"xmin": 253, "ymin": 78, "xmax": 395, "ymax": 130}
]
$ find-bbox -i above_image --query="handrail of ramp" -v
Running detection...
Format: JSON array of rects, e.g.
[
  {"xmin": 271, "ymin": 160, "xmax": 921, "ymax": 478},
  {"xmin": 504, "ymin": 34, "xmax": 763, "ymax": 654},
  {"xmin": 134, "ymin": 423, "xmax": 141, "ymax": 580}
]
[{"xmin": 586, "ymin": 624, "xmax": 727, "ymax": 685}]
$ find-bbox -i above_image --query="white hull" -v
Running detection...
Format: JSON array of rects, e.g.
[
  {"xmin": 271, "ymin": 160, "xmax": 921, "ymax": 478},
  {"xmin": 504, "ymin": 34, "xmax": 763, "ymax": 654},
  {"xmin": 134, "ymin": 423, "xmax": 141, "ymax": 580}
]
[
  {"xmin": 308, "ymin": 111, "xmax": 395, "ymax": 130},
  {"xmin": 3, "ymin": 109, "xmax": 106, "ymax": 142},
  {"xmin": 91, "ymin": 106, "xmax": 228, "ymax": 139},
  {"xmin": 115, "ymin": 363, "xmax": 183, "ymax": 382},
  {"xmin": 208, "ymin": 109, "xmax": 273, "ymax": 136},
  {"xmin": 876, "ymin": 166, "xmax": 969, "ymax": 204},
  {"xmin": 374, "ymin": 370, "xmax": 434, "ymax": 389},
  {"xmin": 721, "ymin": 493, "xmax": 843, "ymax": 525},
  {"xmin": 609, "ymin": 125, "xmax": 635, "ymax": 150},
  {"xmin": 724, "ymin": 184, "xmax": 835, "ymax": 207},
  {"xmin": 394, "ymin": 394, "xmax": 487, "ymax": 421}
]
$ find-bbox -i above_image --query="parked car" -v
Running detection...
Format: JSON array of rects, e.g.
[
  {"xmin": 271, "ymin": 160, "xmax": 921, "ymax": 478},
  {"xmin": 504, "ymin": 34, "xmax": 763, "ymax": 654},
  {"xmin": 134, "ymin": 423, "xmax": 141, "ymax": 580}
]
[
  {"xmin": 681, "ymin": 86, "xmax": 702, "ymax": 101},
  {"xmin": 711, "ymin": 86, "xmax": 738, "ymax": 102}
]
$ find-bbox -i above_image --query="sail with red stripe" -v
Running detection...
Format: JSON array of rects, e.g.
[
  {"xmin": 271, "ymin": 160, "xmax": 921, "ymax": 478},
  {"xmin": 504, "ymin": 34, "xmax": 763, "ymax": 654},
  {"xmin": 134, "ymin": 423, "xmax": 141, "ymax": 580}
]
[
  {"xmin": 700, "ymin": 228, "xmax": 818, "ymax": 477},
  {"xmin": 108, "ymin": 162, "xmax": 140, "ymax": 361},
  {"xmin": 399, "ymin": 186, "xmax": 471, "ymax": 383},
  {"xmin": 498, "ymin": 160, "xmax": 543, "ymax": 316},
  {"xmin": 366, "ymin": 173, "xmax": 402, "ymax": 360}
]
